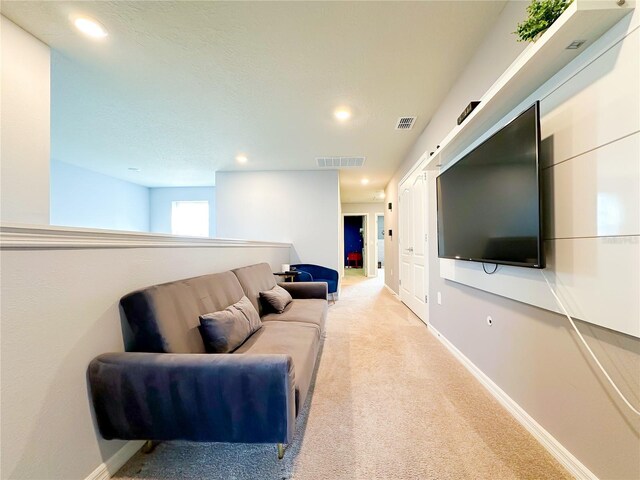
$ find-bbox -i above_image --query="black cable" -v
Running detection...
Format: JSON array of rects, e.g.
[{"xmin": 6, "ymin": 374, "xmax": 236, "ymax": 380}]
[{"xmin": 482, "ymin": 263, "xmax": 499, "ymax": 274}]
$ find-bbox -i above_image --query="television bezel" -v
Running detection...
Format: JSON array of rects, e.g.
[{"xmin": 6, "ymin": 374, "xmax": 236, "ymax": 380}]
[{"xmin": 435, "ymin": 101, "xmax": 545, "ymax": 269}]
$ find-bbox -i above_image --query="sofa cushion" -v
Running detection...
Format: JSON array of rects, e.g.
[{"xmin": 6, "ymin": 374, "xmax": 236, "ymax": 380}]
[
  {"xmin": 198, "ymin": 296, "xmax": 262, "ymax": 353},
  {"xmin": 234, "ymin": 321, "xmax": 320, "ymax": 412},
  {"xmin": 120, "ymin": 271, "xmax": 245, "ymax": 353},
  {"xmin": 261, "ymin": 298, "xmax": 327, "ymax": 332},
  {"xmin": 232, "ymin": 263, "xmax": 277, "ymax": 316},
  {"xmin": 260, "ymin": 285, "xmax": 293, "ymax": 313}
]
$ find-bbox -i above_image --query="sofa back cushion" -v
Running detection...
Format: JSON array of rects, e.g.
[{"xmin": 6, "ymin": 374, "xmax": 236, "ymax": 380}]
[
  {"xmin": 120, "ymin": 270, "xmax": 245, "ymax": 353},
  {"xmin": 232, "ymin": 263, "xmax": 277, "ymax": 316}
]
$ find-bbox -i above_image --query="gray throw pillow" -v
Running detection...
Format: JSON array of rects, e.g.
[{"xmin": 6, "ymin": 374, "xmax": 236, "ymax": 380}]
[
  {"xmin": 259, "ymin": 285, "xmax": 293, "ymax": 314},
  {"xmin": 198, "ymin": 295, "xmax": 262, "ymax": 353}
]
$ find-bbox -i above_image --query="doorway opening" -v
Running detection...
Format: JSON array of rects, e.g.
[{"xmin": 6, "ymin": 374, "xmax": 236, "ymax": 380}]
[
  {"xmin": 343, "ymin": 214, "xmax": 366, "ymax": 277},
  {"xmin": 376, "ymin": 214, "xmax": 385, "ymax": 278}
]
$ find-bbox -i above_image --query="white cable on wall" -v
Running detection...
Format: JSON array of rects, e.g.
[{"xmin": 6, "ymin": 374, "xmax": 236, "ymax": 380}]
[{"xmin": 540, "ymin": 270, "xmax": 640, "ymax": 417}]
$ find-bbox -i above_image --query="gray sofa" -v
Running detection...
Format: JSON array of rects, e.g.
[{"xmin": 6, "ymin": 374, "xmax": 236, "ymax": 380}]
[{"xmin": 88, "ymin": 263, "xmax": 327, "ymax": 458}]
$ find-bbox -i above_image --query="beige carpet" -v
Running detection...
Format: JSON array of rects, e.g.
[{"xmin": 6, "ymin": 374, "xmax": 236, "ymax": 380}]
[{"xmin": 116, "ymin": 274, "xmax": 571, "ymax": 480}]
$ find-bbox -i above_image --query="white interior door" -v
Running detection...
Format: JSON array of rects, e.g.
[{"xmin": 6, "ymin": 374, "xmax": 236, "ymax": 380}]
[{"xmin": 399, "ymin": 173, "xmax": 429, "ymax": 323}]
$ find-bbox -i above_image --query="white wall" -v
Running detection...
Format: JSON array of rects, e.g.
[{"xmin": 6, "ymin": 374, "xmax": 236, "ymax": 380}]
[
  {"xmin": 387, "ymin": 3, "xmax": 640, "ymax": 478},
  {"xmin": 0, "ymin": 15, "xmax": 50, "ymax": 224},
  {"xmin": 51, "ymin": 160, "xmax": 150, "ymax": 232},
  {"xmin": 216, "ymin": 170, "xmax": 341, "ymax": 271},
  {"xmin": 149, "ymin": 187, "xmax": 216, "ymax": 237},
  {"xmin": 0, "ymin": 227, "xmax": 290, "ymax": 480},
  {"xmin": 341, "ymin": 203, "xmax": 384, "ymax": 276}
]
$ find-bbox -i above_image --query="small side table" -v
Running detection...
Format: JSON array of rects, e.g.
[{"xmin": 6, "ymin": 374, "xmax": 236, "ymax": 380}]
[{"xmin": 273, "ymin": 271, "xmax": 299, "ymax": 283}]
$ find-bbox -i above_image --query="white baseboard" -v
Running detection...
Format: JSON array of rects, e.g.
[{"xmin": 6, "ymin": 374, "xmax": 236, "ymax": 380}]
[
  {"xmin": 85, "ymin": 440, "xmax": 145, "ymax": 480},
  {"xmin": 427, "ymin": 324, "xmax": 598, "ymax": 480}
]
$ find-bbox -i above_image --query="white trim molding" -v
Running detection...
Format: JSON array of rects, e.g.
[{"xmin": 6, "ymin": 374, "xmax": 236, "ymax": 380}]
[
  {"xmin": 84, "ymin": 441, "xmax": 145, "ymax": 480},
  {"xmin": 428, "ymin": 324, "xmax": 599, "ymax": 480},
  {"xmin": 0, "ymin": 224, "xmax": 292, "ymax": 250}
]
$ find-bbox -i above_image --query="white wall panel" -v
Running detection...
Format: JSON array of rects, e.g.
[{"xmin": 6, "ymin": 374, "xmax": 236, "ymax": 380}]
[
  {"xmin": 441, "ymin": 235, "xmax": 640, "ymax": 338},
  {"xmin": 541, "ymin": 27, "xmax": 640, "ymax": 167},
  {"xmin": 543, "ymin": 132, "xmax": 640, "ymax": 239},
  {"xmin": 551, "ymin": 236, "xmax": 640, "ymax": 337}
]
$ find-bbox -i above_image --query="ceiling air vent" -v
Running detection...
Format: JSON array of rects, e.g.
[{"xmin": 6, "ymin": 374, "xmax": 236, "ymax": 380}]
[
  {"xmin": 396, "ymin": 116, "xmax": 417, "ymax": 130},
  {"xmin": 316, "ymin": 156, "xmax": 366, "ymax": 168}
]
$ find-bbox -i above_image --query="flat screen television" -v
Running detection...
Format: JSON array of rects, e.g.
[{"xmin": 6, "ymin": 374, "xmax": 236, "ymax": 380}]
[{"xmin": 436, "ymin": 101, "xmax": 544, "ymax": 269}]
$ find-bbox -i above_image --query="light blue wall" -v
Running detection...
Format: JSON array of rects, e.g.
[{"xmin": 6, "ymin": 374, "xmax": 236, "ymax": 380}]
[
  {"xmin": 149, "ymin": 187, "xmax": 216, "ymax": 237},
  {"xmin": 50, "ymin": 160, "xmax": 150, "ymax": 232},
  {"xmin": 50, "ymin": 161, "xmax": 216, "ymax": 235}
]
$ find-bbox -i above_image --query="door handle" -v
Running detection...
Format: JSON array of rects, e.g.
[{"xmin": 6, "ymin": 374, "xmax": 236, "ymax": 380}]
[{"xmin": 406, "ymin": 247, "xmax": 414, "ymax": 252}]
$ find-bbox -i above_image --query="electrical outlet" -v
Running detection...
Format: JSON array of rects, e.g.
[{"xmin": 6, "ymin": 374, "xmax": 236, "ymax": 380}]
[
  {"xmin": 437, "ymin": 292, "xmax": 442, "ymax": 305},
  {"xmin": 486, "ymin": 316, "xmax": 493, "ymax": 326}
]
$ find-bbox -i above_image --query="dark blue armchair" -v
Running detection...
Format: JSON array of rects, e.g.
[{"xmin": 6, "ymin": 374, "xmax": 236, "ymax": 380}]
[{"xmin": 291, "ymin": 264, "xmax": 339, "ymax": 301}]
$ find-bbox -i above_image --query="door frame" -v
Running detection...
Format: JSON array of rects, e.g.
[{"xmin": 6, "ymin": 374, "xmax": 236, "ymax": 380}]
[{"xmin": 342, "ymin": 213, "xmax": 369, "ymax": 277}]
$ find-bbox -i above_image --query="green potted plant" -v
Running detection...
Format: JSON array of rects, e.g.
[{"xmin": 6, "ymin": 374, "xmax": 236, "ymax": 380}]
[{"xmin": 514, "ymin": 0, "xmax": 574, "ymax": 42}]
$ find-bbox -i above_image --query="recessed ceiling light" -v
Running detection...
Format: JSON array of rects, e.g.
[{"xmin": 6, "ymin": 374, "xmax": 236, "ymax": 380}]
[
  {"xmin": 334, "ymin": 108, "xmax": 351, "ymax": 121},
  {"xmin": 361, "ymin": 178, "xmax": 370, "ymax": 185},
  {"xmin": 236, "ymin": 154, "xmax": 248, "ymax": 164},
  {"xmin": 73, "ymin": 17, "xmax": 108, "ymax": 39}
]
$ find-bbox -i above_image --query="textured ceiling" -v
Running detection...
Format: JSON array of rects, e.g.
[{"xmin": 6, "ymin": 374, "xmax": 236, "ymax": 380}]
[{"xmin": 1, "ymin": 1, "xmax": 506, "ymax": 202}]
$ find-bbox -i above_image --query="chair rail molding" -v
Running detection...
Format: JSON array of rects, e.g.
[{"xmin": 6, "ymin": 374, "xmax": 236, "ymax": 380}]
[{"xmin": 0, "ymin": 224, "xmax": 292, "ymax": 250}]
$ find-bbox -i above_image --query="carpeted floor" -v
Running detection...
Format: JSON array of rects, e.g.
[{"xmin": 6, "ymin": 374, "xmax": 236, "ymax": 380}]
[
  {"xmin": 115, "ymin": 273, "xmax": 571, "ymax": 480},
  {"xmin": 344, "ymin": 267, "xmax": 365, "ymax": 277}
]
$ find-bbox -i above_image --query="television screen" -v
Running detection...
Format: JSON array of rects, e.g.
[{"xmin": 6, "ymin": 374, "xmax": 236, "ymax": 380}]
[{"xmin": 436, "ymin": 102, "xmax": 544, "ymax": 268}]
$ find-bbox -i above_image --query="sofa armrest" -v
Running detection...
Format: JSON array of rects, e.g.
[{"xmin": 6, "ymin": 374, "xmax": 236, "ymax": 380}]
[
  {"xmin": 88, "ymin": 352, "xmax": 296, "ymax": 443},
  {"xmin": 278, "ymin": 281, "xmax": 328, "ymax": 300}
]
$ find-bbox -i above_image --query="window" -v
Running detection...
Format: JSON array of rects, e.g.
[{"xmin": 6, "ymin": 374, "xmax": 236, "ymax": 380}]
[{"xmin": 171, "ymin": 201, "xmax": 209, "ymax": 237}]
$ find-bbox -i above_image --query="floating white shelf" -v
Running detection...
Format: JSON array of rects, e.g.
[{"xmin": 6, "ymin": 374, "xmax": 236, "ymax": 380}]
[{"xmin": 420, "ymin": 0, "xmax": 633, "ymax": 171}]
